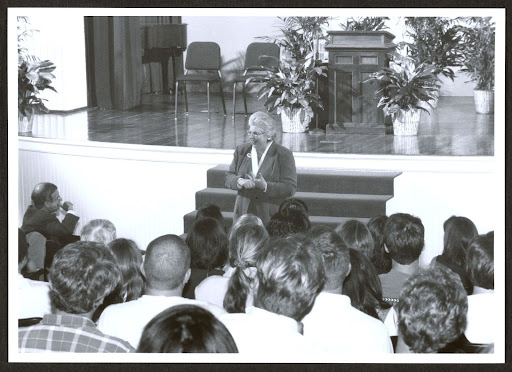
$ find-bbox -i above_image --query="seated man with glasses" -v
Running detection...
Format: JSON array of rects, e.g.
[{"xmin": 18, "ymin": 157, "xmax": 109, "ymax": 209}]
[{"xmin": 225, "ymin": 111, "xmax": 297, "ymax": 225}]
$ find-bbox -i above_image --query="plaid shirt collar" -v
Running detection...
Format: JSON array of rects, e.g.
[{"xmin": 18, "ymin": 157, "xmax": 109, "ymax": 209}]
[{"xmin": 40, "ymin": 313, "xmax": 95, "ymax": 328}]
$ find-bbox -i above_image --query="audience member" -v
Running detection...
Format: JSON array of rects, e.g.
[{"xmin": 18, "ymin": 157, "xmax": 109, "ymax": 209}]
[
  {"xmin": 464, "ymin": 233, "xmax": 494, "ymax": 344},
  {"xmin": 108, "ymin": 238, "xmax": 145, "ymax": 302},
  {"xmin": 278, "ymin": 197, "xmax": 309, "ymax": 216},
  {"xmin": 342, "ymin": 248, "xmax": 391, "ymax": 322},
  {"xmin": 335, "ymin": 220, "xmax": 374, "ymax": 259},
  {"xmin": 18, "ymin": 229, "xmax": 52, "ymax": 319},
  {"xmin": 196, "ymin": 203, "xmax": 226, "ymax": 232},
  {"xmin": 396, "ymin": 265, "xmax": 468, "ymax": 353},
  {"xmin": 80, "ymin": 219, "xmax": 117, "ymax": 245},
  {"xmin": 196, "ymin": 214, "xmax": 268, "ymax": 312},
  {"xmin": 97, "ymin": 234, "xmax": 226, "ymax": 349},
  {"xmin": 137, "ymin": 305, "xmax": 238, "ymax": 353},
  {"xmin": 220, "ymin": 234, "xmax": 325, "ymax": 354},
  {"xmin": 19, "ymin": 241, "xmax": 133, "ymax": 352},
  {"xmin": 431, "ymin": 216, "xmax": 478, "ymax": 294},
  {"xmin": 302, "ymin": 227, "xmax": 392, "ymax": 353},
  {"xmin": 21, "ymin": 182, "xmax": 79, "ymax": 247},
  {"xmin": 183, "ymin": 217, "xmax": 229, "ymax": 299},
  {"xmin": 266, "ymin": 208, "xmax": 310, "ymax": 238},
  {"xmin": 367, "ymin": 215, "xmax": 392, "ymax": 274},
  {"xmin": 379, "ymin": 213, "xmax": 424, "ymax": 302}
]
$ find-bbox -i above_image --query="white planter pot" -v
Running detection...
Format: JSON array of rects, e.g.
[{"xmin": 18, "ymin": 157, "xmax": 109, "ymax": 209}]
[
  {"xmin": 280, "ymin": 108, "xmax": 311, "ymax": 133},
  {"xmin": 392, "ymin": 109, "xmax": 420, "ymax": 136},
  {"xmin": 473, "ymin": 90, "xmax": 494, "ymax": 114},
  {"xmin": 18, "ymin": 115, "xmax": 34, "ymax": 133}
]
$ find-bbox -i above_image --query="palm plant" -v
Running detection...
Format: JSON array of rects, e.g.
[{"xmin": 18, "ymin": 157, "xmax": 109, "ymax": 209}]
[{"xmin": 338, "ymin": 17, "xmax": 390, "ymax": 31}]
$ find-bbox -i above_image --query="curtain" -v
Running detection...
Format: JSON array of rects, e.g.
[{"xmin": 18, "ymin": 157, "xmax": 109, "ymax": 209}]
[{"xmin": 84, "ymin": 16, "xmax": 142, "ymax": 110}]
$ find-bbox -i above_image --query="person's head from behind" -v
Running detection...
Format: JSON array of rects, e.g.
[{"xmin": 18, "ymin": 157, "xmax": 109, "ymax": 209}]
[
  {"xmin": 186, "ymin": 217, "xmax": 228, "ymax": 270},
  {"xmin": 278, "ymin": 198, "xmax": 309, "ymax": 216},
  {"xmin": 307, "ymin": 226, "xmax": 350, "ymax": 291},
  {"xmin": 466, "ymin": 233, "xmax": 494, "ymax": 290},
  {"xmin": 335, "ymin": 220, "xmax": 374, "ymax": 259},
  {"xmin": 49, "ymin": 241, "xmax": 122, "ymax": 315},
  {"xmin": 367, "ymin": 215, "xmax": 391, "ymax": 273},
  {"xmin": 137, "ymin": 305, "xmax": 238, "ymax": 353},
  {"xmin": 144, "ymin": 234, "xmax": 191, "ymax": 292},
  {"xmin": 196, "ymin": 203, "xmax": 225, "ymax": 231},
  {"xmin": 442, "ymin": 216, "xmax": 478, "ymax": 266},
  {"xmin": 80, "ymin": 219, "xmax": 117, "ymax": 245},
  {"xmin": 397, "ymin": 265, "xmax": 467, "ymax": 353},
  {"xmin": 31, "ymin": 182, "xmax": 60, "ymax": 212},
  {"xmin": 342, "ymin": 248, "xmax": 389, "ymax": 319},
  {"xmin": 223, "ymin": 218, "xmax": 269, "ymax": 313},
  {"xmin": 108, "ymin": 238, "xmax": 145, "ymax": 302},
  {"xmin": 266, "ymin": 209, "xmax": 311, "ymax": 238},
  {"xmin": 384, "ymin": 213, "xmax": 424, "ymax": 265},
  {"xmin": 255, "ymin": 234, "xmax": 325, "ymax": 321}
]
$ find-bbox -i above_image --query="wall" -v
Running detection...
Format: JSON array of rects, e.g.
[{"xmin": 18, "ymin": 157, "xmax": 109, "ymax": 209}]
[{"xmin": 17, "ymin": 138, "xmax": 500, "ymax": 268}]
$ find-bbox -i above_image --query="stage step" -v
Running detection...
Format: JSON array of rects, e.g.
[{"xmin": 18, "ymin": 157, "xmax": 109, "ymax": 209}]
[
  {"xmin": 326, "ymin": 123, "xmax": 387, "ymax": 135},
  {"xmin": 207, "ymin": 164, "xmax": 400, "ymax": 195},
  {"xmin": 183, "ymin": 164, "xmax": 400, "ymax": 234},
  {"xmin": 183, "ymin": 210, "xmax": 370, "ymax": 234},
  {"xmin": 195, "ymin": 188, "xmax": 391, "ymax": 218}
]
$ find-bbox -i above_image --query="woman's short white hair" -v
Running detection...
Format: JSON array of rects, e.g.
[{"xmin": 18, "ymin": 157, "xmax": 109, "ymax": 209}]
[
  {"xmin": 248, "ymin": 111, "xmax": 276, "ymax": 138},
  {"xmin": 80, "ymin": 219, "xmax": 117, "ymax": 245}
]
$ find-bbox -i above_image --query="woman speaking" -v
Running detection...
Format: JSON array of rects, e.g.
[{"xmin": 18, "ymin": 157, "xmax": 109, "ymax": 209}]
[{"xmin": 225, "ymin": 111, "xmax": 297, "ymax": 225}]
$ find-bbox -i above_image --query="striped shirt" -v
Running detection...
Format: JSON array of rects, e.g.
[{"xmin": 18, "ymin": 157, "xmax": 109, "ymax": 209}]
[{"xmin": 18, "ymin": 314, "xmax": 134, "ymax": 353}]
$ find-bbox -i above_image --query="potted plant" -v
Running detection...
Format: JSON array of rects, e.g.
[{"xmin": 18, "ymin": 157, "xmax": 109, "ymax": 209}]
[
  {"xmin": 18, "ymin": 16, "xmax": 57, "ymax": 133},
  {"xmin": 256, "ymin": 16, "xmax": 329, "ymax": 132},
  {"xmin": 459, "ymin": 17, "xmax": 495, "ymax": 114},
  {"xmin": 364, "ymin": 53, "xmax": 441, "ymax": 136},
  {"xmin": 338, "ymin": 16, "xmax": 390, "ymax": 31}
]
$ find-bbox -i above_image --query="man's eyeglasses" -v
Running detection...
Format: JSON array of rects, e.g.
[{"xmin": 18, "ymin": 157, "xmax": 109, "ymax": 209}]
[{"xmin": 247, "ymin": 131, "xmax": 265, "ymax": 137}]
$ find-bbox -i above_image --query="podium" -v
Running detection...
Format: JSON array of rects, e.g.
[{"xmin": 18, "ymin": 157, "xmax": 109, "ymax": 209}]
[{"xmin": 325, "ymin": 31, "xmax": 395, "ymax": 133}]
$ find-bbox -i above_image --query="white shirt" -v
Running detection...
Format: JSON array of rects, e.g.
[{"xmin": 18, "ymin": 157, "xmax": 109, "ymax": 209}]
[
  {"xmin": 97, "ymin": 295, "xmax": 226, "ymax": 349},
  {"xmin": 18, "ymin": 273, "xmax": 52, "ymax": 319},
  {"xmin": 220, "ymin": 306, "xmax": 325, "ymax": 355},
  {"xmin": 194, "ymin": 266, "xmax": 256, "ymax": 309},
  {"xmin": 465, "ymin": 293, "xmax": 495, "ymax": 344},
  {"xmin": 302, "ymin": 292, "xmax": 393, "ymax": 354}
]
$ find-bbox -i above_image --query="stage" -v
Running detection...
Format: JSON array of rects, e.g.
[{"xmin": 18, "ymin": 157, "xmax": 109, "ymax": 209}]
[{"xmin": 21, "ymin": 93, "xmax": 494, "ymax": 156}]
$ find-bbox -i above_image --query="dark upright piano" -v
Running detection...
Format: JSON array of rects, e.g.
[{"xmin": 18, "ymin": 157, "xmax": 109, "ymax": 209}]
[{"xmin": 141, "ymin": 24, "xmax": 187, "ymax": 94}]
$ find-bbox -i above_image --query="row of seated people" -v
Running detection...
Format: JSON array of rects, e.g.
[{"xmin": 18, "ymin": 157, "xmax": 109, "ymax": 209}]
[{"xmin": 18, "ymin": 182, "xmax": 495, "ymax": 354}]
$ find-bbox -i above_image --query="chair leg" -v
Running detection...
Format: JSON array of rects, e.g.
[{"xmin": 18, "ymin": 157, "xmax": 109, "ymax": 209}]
[
  {"xmin": 232, "ymin": 82, "xmax": 237, "ymax": 118},
  {"xmin": 207, "ymin": 82, "xmax": 210, "ymax": 119},
  {"xmin": 184, "ymin": 82, "xmax": 188, "ymax": 114},
  {"xmin": 219, "ymin": 82, "xmax": 227, "ymax": 116},
  {"xmin": 175, "ymin": 81, "xmax": 179, "ymax": 119},
  {"xmin": 242, "ymin": 83, "xmax": 248, "ymax": 116}
]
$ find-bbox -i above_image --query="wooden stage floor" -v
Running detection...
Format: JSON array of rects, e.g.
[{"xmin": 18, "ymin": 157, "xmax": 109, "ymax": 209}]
[{"xmin": 23, "ymin": 93, "xmax": 494, "ymax": 156}]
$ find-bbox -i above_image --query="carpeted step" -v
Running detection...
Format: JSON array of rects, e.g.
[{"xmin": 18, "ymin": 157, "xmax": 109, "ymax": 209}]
[
  {"xmin": 207, "ymin": 164, "xmax": 400, "ymax": 195},
  {"xmin": 183, "ymin": 210, "xmax": 371, "ymax": 234},
  {"xmin": 195, "ymin": 188, "xmax": 391, "ymax": 218}
]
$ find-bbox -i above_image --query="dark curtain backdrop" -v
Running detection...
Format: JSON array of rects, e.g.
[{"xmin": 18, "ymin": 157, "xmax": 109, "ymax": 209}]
[
  {"xmin": 85, "ymin": 16, "xmax": 143, "ymax": 110},
  {"xmin": 140, "ymin": 16, "xmax": 184, "ymax": 93}
]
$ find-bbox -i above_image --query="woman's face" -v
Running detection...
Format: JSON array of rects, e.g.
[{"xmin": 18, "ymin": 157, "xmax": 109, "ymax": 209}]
[{"xmin": 248, "ymin": 124, "xmax": 267, "ymax": 146}]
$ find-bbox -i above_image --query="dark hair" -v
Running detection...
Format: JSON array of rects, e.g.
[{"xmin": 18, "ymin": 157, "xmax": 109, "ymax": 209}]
[
  {"xmin": 224, "ymin": 222, "xmax": 268, "ymax": 313},
  {"xmin": 367, "ymin": 215, "xmax": 392, "ymax": 274},
  {"xmin": 278, "ymin": 198, "xmax": 309, "ymax": 215},
  {"xmin": 398, "ymin": 265, "xmax": 468, "ymax": 353},
  {"xmin": 19, "ymin": 228, "xmax": 28, "ymax": 264},
  {"xmin": 137, "ymin": 305, "xmax": 238, "ymax": 353},
  {"xmin": 108, "ymin": 238, "xmax": 145, "ymax": 302},
  {"xmin": 196, "ymin": 204, "xmax": 225, "ymax": 231},
  {"xmin": 255, "ymin": 234, "xmax": 325, "ymax": 321},
  {"xmin": 384, "ymin": 213, "xmax": 424, "ymax": 265},
  {"xmin": 49, "ymin": 241, "xmax": 122, "ymax": 314},
  {"xmin": 307, "ymin": 226, "xmax": 350, "ymax": 290},
  {"xmin": 31, "ymin": 182, "xmax": 57, "ymax": 209},
  {"xmin": 466, "ymin": 234, "xmax": 494, "ymax": 289},
  {"xmin": 335, "ymin": 220, "xmax": 374, "ymax": 259},
  {"xmin": 442, "ymin": 216, "xmax": 478, "ymax": 267},
  {"xmin": 186, "ymin": 218, "xmax": 228, "ymax": 270},
  {"xmin": 144, "ymin": 234, "xmax": 190, "ymax": 291},
  {"xmin": 266, "ymin": 209, "xmax": 311, "ymax": 238},
  {"xmin": 342, "ymin": 248, "xmax": 390, "ymax": 320}
]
